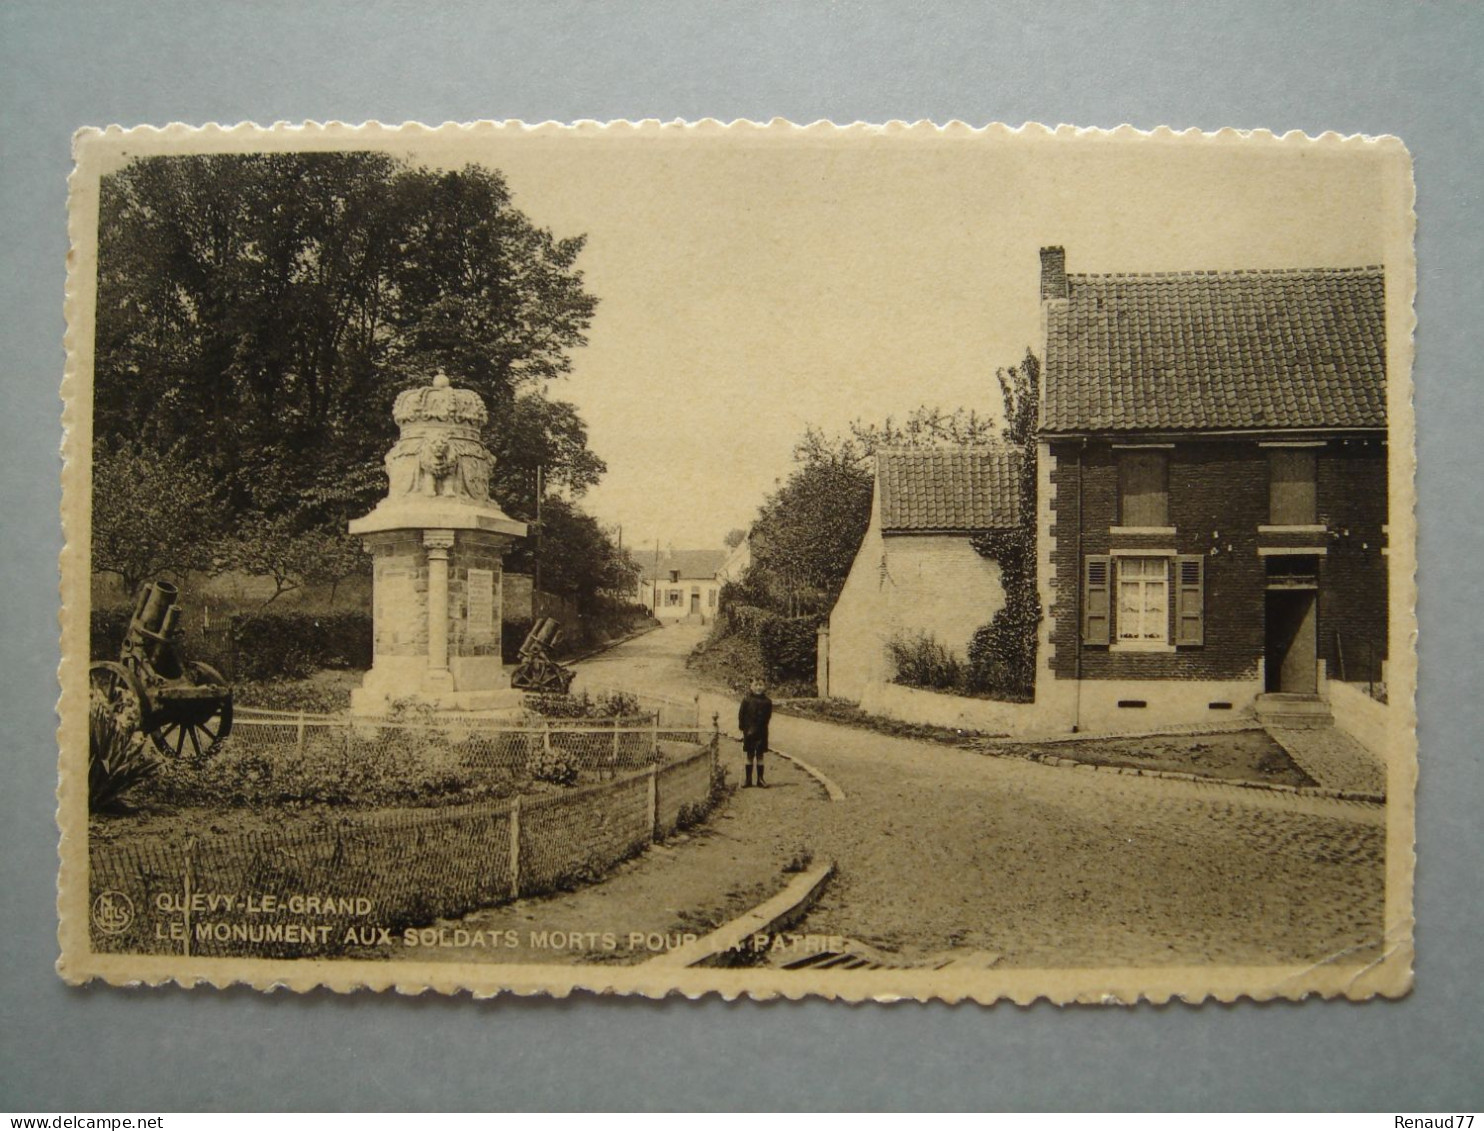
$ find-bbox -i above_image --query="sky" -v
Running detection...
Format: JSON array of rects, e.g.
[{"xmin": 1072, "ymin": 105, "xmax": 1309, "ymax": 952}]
[{"xmin": 97, "ymin": 125, "xmax": 1401, "ymax": 554}]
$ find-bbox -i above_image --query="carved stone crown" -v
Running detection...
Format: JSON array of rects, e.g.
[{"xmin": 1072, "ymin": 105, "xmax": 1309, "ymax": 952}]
[
  {"xmin": 381, "ymin": 371, "xmax": 496, "ymax": 503},
  {"xmin": 392, "ymin": 371, "xmax": 488, "ymax": 430}
]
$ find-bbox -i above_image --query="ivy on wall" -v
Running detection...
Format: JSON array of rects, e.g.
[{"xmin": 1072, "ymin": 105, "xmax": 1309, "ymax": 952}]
[{"xmin": 968, "ymin": 350, "xmax": 1042, "ymax": 700}]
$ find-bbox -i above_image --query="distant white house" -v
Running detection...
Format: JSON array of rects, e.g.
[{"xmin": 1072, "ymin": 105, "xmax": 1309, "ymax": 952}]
[
  {"xmin": 823, "ymin": 448, "xmax": 1020, "ymax": 701},
  {"xmin": 638, "ymin": 550, "xmax": 728, "ymax": 624}
]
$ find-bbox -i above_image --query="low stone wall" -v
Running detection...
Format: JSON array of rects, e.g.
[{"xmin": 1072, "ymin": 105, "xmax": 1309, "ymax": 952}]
[
  {"xmin": 1328, "ymin": 680, "xmax": 1393, "ymax": 766},
  {"xmin": 1060, "ymin": 678, "xmax": 1260, "ymax": 735},
  {"xmin": 857, "ymin": 680, "xmax": 1046, "ymax": 734},
  {"xmin": 89, "ymin": 739, "xmax": 720, "ymax": 958}
]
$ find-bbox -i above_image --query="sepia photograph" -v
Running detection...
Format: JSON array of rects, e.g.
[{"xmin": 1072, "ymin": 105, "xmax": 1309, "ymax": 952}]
[{"xmin": 58, "ymin": 120, "xmax": 1416, "ymax": 1003}]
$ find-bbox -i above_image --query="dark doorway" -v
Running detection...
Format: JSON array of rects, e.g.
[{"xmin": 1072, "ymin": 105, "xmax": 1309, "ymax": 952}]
[
  {"xmin": 1265, "ymin": 588, "xmax": 1318, "ymax": 694},
  {"xmin": 690, "ymin": 591, "xmax": 700, "ymax": 615}
]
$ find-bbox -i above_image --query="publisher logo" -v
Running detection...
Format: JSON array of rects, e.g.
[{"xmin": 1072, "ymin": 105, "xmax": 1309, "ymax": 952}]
[{"xmin": 92, "ymin": 890, "xmax": 134, "ymax": 935}]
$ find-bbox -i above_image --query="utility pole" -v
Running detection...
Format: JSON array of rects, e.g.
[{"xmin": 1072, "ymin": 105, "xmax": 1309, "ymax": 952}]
[{"xmin": 533, "ymin": 465, "xmax": 544, "ymax": 597}]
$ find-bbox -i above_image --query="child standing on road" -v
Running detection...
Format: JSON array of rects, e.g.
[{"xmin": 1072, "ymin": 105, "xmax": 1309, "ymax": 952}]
[{"xmin": 739, "ymin": 680, "xmax": 773, "ymax": 788}]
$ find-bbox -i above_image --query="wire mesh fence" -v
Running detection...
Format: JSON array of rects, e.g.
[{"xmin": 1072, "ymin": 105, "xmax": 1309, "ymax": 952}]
[
  {"xmin": 89, "ymin": 715, "xmax": 722, "ymax": 958},
  {"xmin": 569, "ymin": 685, "xmax": 710, "ymax": 730},
  {"xmin": 225, "ymin": 707, "xmax": 694, "ymax": 781}
]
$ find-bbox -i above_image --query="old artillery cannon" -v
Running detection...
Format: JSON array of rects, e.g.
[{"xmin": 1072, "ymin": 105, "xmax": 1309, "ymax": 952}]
[
  {"xmin": 509, "ymin": 617, "xmax": 576, "ymax": 694},
  {"xmin": 89, "ymin": 581, "xmax": 234, "ymax": 760}
]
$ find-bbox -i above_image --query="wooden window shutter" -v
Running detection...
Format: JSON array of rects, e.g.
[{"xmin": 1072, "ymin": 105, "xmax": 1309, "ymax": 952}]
[
  {"xmin": 1175, "ymin": 554, "xmax": 1204, "ymax": 646},
  {"xmin": 1083, "ymin": 554, "xmax": 1112, "ymax": 645}
]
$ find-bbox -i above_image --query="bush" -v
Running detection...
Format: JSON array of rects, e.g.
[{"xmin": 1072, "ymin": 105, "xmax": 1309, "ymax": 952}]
[
  {"xmin": 526, "ymin": 742, "xmax": 580, "ymax": 787},
  {"xmin": 526, "ymin": 689, "xmax": 643, "ymax": 719},
  {"xmin": 758, "ymin": 614, "xmax": 822, "ymax": 685},
  {"xmin": 886, "ymin": 632, "xmax": 966, "ymax": 692},
  {"xmin": 690, "ymin": 607, "xmax": 821, "ymax": 696},
  {"xmin": 89, "ymin": 681, "xmax": 157, "ymax": 812},
  {"xmin": 90, "ymin": 607, "xmax": 132, "ymax": 662},
  {"xmin": 91, "ymin": 605, "xmax": 235, "ymax": 677},
  {"xmin": 234, "ymin": 677, "xmax": 355, "ymax": 714},
  {"xmin": 230, "ymin": 611, "xmax": 373, "ymax": 680},
  {"xmin": 139, "ymin": 724, "xmax": 515, "ymax": 810}
]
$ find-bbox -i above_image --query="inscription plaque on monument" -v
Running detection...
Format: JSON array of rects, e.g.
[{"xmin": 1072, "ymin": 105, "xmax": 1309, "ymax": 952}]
[
  {"xmin": 466, "ymin": 568, "xmax": 496, "ymax": 645},
  {"xmin": 376, "ymin": 567, "xmax": 416, "ymax": 646}
]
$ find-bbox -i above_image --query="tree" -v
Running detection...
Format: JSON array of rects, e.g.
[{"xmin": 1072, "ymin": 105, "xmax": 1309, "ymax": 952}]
[
  {"xmin": 846, "ymin": 405, "xmax": 1001, "ymax": 459},
  {"xmin": 221, "ymin": 517, "xmax": 367, "ymax": 605},
  {"xmin": 529, "ymin": 498, "xmax": 640, "ymax": 614},
  {"xmin": 747, "ymin": 447, "xmax": 874, "ymax": 616},
  {"xmin": 90, "ymin": 444, "xmax": 221, "ymax": 596},
  {"xmin": 741, "ymin": 404, "xmax": 1004, "ymax": 618},
  {"xmin": 723, "ymin": 528, "xmax": 747, "ymax": 550},
  {"xmin": 91, "ymin": 152, "xmax": 603, "ymax": 582}
]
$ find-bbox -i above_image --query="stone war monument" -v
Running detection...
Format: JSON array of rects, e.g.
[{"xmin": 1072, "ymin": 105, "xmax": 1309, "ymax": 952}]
[{"xmin": 349, "ymin": 371, "xmax": 527, "ymax": 716}]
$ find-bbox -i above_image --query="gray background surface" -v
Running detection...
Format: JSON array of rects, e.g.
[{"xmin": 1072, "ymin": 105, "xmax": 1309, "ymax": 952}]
[{"xmin": 2, "ymin": 0, "xmax": 1479, "ymax": 1112}]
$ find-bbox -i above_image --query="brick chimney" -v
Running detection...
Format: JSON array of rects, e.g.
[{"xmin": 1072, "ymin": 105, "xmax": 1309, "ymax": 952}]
[{"xmin": 1040, "ymin": 245, "xmax": 1068, "ymax": 301}]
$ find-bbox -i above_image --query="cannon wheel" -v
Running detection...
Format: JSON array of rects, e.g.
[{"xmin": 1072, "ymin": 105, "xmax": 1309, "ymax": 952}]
[
  {"xmin": 147, "ymin": 661, "xmax": 233, "ymax": 761},
  {"xmin": 90, "ymin": 661, "xmax": 146, "ymax": 738}
]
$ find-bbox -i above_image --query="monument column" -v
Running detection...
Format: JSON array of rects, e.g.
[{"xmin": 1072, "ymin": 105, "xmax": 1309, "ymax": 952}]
[
  {"xmin": 349, "ymin": 370, "xmax": 528, "ymax": 716},
  {"xmin": 423, "ymin": 530, "xmax": 455, "ymax": 691}
]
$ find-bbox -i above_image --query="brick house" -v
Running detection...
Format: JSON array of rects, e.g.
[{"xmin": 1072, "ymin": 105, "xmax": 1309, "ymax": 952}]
[
  {"xmin": 1035, "ymin": 247, "xmax": 1389, "ymax": 732},
  {"xmin": 824, "ymin": 447, "xmax": 1020, "ymax": 701}
]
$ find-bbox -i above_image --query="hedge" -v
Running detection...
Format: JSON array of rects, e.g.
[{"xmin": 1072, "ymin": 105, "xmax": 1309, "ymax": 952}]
[
  {"xmin": 227, "ymin": 611, "xmax": 373, "ymax": 680},
  {"xmin": 90, "ymin": 606, "xmax": 234, "ymax": 678},
  {"xmin": 93, "ymin": 603, "xmax": 657, "ymax": 683},
  {"xmin": 716, "ymin": 603, "xmax": 821, "ymax": 686}
]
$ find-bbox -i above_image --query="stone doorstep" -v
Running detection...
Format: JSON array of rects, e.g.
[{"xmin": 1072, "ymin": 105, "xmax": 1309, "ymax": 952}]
[{"xmin": 1254, "ymin": 693, "xmax": 1334, "ymax": 729}]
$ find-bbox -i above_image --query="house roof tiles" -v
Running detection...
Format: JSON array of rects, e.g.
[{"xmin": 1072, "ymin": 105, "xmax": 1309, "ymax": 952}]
[
  {"xmin": 877, "ymin": 447, "xmax": 1020, "ymax": 533},
  {"xmin": 639, "ymin": 550, "xmax": 728, "ymax": 582},
  {"xmin": 1042, "ymin": 266, "xmax": 1386, "ymax": 434}
]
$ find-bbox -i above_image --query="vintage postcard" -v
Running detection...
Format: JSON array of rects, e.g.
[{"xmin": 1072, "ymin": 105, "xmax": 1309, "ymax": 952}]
[{"xmin": 58, "ymin": 121, "xmax": 1416, "ymax": 1003}]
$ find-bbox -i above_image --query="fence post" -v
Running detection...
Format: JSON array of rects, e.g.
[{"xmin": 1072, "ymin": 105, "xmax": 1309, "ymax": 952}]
[
  {"xmin": 711, "ymin": 711, "xmax": 721, "ymax": 774},
  {"xmin": 542, "ymin": 719, "xmax": 553, "ymax": 757},
  {"xmin": 650, "ymin": 712, "xmax": 659, "ymax": 757},
  {"xmin": 296, "ymin": 709, "xmax": 306, "ymax": 755},
  {"xmin": 647, "ymin": 763, "xmax": 659, "ymax": 841},
  {"xmin": 182, "ymin": 836, "xmax": 196, "ymax": 959},
  {"xmin": 611, "ymin": 725, "xmax": 621, "ymax": 780},
  {"xmin": 509, "ymin": 795, "xmax": 522, "ymax": 899}
]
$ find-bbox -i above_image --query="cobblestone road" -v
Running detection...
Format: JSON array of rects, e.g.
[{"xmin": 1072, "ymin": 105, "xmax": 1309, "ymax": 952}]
[
  {"xmin": 769, "ymin": 713, "xmax": 1384, "ymax": 968},
  {"xmin": 472, "ymin": 627, "xmax": 1388, "ymax": 969}
]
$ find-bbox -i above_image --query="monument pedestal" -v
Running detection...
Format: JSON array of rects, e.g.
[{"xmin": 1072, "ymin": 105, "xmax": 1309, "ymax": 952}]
[{"xmin": 346, "ymin": 373, "xmax": 530, "ymax": 719}]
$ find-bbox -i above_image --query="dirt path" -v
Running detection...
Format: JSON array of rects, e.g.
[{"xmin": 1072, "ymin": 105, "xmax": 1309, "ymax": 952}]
[
  {"xmin": 397, "ymin": 737, "xmax": 827, "ymax": 966},
  {"xmin": 569, "ymin": 622, "xmax": 713, "ymax": 702}
]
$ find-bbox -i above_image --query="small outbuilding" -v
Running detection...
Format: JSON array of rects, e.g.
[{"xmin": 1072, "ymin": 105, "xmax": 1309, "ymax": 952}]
[{"xmin": 823, "ymin": 447, "xmax": 1020, "ymax": 702}]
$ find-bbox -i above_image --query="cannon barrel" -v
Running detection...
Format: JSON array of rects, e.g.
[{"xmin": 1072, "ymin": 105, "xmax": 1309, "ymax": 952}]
[
  {"xmin": 517, "ymin": 622, "xmax": 544, "ymax": 656},
  {"xmin": 133, "ymin": 580, "xmax": 179, "ymax": 635},
  {"xmin": 534, "ymin": 617, "xmax": 563, "ymax": 647}
]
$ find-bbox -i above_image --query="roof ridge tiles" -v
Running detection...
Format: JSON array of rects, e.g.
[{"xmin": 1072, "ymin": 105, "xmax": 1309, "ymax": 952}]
[{"xmin": 1070, "ymin": 264, "xmax": 1383, "ymax": 282}]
